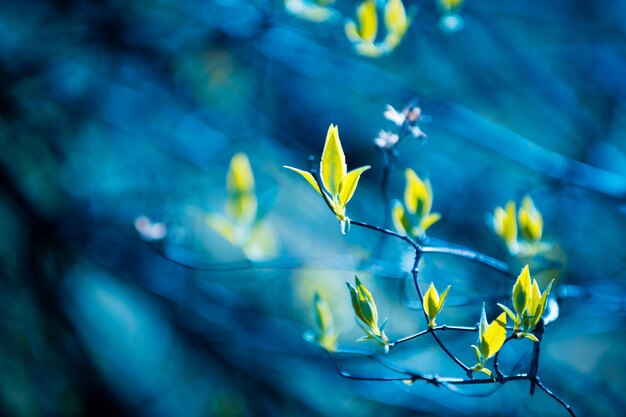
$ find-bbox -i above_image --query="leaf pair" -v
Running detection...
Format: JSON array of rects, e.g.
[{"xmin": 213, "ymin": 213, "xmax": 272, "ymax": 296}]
[
  {"xmin": 304, "ymin": 293, "xmax": 339, "ymax": 352},
  {"xmin": 344, "ymin": 0, "xmax": 410, "ymax": 58},
  {"xmin": 492, "ymin": 196, "xmax": 549, "ymax": 257},
  {"xmin": 423, "ymin": 283, "xmax": 451, "ymax": 328},
  {"xmin": 392, "ymin": 169, "xmax": 441, "ymax": 239},
  {"xmin": 207, "ymin": 153, "xmax": 277, "ymax": 261},
  {"xmin": 346, "ymin": 277, "xmax": 389, "ymax": 351},
  {"xmin": 498, "ymin": 265, "xmax": 554, "ymax": 341},
  {"xmin": 471, "ymin": 304, "xmax": 507, "ymax": 377},
  {"xmin": 284, "ymin": 124, "xmax": 370, "ymax": 234}
]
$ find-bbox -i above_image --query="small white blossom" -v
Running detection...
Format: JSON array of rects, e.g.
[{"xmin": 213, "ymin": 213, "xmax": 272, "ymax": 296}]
[
  {"xmin": 374, "ymin": 130, "xmax": 400, "ymax": 148},
  {"xmin": 384, "ymin": 105, "xmax": 406, "ymax": 126},
  {"xmin": 384, "ymin": 101, "xmax": 428, "ymax": 139},
  {"xmin": 135, "ymin": 216, "xmax": 167, "ymax": 241}
]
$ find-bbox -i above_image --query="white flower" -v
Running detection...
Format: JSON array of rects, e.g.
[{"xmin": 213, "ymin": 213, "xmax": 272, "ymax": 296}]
[
  {"xmin": 384, "ymin": 105, "xmax": 406, "ymax": 126},
  {"xmin": 384, "ymin": 101, "xmax": 428, "ymax": 139},
  {"xmin": 409, "ymin": 125, "xmax": 427, "ymax": 139},
  {"xmin": 135, "ymin": 216, "xmax": 167, "ymax": 241},
  {"xmin": 374, "ymin": 130, "xmax": 400, "ymax": 148}
]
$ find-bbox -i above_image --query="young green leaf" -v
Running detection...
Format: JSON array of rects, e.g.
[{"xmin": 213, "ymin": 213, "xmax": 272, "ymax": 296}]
[
  {"xmin": 283, "ymin": 166, "xmax": 322, "ymax": 195},
  {"xmin": 346, "ymin": 276, "xmax": 388, "ymax": 349},
  {"xmin": 424, "ymin": 283, "xmax": 439, "ymax": 327},
  {"xmin": 355, "ymin": 0, "xmax": 377, "ymax": 43},
  {"xmin": 356, "ymin": 276, "xmax": 378, "ymax": 328},
  {"xmin": 512, "ymin": 265, "xmax": 531, "ymax": 317},
  {"xmin": 423, "ymin": 283, "xmax": 451, "ymax": 328},
  {"xmin": 518, "ymin": 196, "xmax": 543, "ymax": 242},
  {"xmin": 404, "ymin": 168, "xmax": 429, "ymax": 215},
  {"xmin": 320, "ymin": 124, "xmax": 346, "ymax": 196},
  {"xmin": 338, "ymin": 166, "xmax": 371, "ymax": 209},
  {"xmin": 346, "ymin": 282, "xmax": 365, "ymax": 324},
  {"xmin": 394, "ymin": 169, "xmax": 441, "ymax": 238},
  {"xmin": 385, "ymin": 0, "xmax": 408, "ymax": 36},
  {"xmin": 284, "ymin": 124, "xmax": 370, "ymax": 233},
  {"xmin": 497, "ymin": 303, "xmax": 518, "ymax": 326},
  {"xmin": 419, "ymin": 213, "xmax": 442, "ymax": 235},
  {"xmin": 480, "ymin": 312, "xmax": 507, "ymax": 359},
  {"xmin": 226, "ymin": 153, "xmax": 255, "ymax": 194},
  {"xmin": 307, "ymin": 293, "xmax": 339, "ymax": 352},
  {"xmin": 391, "ymin": 200, "xmax": 410, "ymax": 235},
  {"xmin": 206, "ymin": 214, "xmax": 237, "ymax": 245}
]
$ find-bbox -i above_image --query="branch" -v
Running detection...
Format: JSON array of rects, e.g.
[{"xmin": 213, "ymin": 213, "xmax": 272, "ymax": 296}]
[
  {"xmin": 493, "ymin": 336, "xmax": 515, "ymax": 381},
  {"xmin": 350, "ymin": 219, "xmax": 421, "ymax": 251},
  {"xmin": 391, "ymin": 325, "xmax": 478, "ymax": 348},
  {"xmin": 409, "ymin": 252, "xmax": 473, "ymax": 377},
  {"xmin": 421, "ymin": 244, "xmax": 512, "ymax": 278},
  {"xmin": 535, "ymin": 378, "xmax": 576, "ymax": 417}
]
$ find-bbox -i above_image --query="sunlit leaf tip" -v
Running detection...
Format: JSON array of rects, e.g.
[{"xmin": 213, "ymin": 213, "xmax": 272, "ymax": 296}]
[
  {"xmin": 347, "ymin": 276, "xmax": 389, "ymax": 349},
  {"xmin": 227, "ymin": 153, "xmax": 255, "ymax": 194},
  {"xmin": 307, "ymin": 292, "xmax": 338, "ymax": 352},
  {"xmin": 423, "ymin": 283, "xmax": 451, "ymax": 328},
  {"xmin": 284, "ymin": 124, "xmax": 370, "ymax": 233}
]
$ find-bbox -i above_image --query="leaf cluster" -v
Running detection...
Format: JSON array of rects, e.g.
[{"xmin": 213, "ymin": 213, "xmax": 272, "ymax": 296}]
[{"xmin": 284, "ymin": 124, "xmax": 370, "ymax": 234}]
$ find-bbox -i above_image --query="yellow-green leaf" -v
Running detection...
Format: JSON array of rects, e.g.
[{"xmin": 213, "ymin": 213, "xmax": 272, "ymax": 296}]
[
  {"xmin": 338, "ymin": 165, "xmax": 371, "ymax": 208},
  {"xmin": 355, "ymin": 41, "xmax": 383, "ymax": 58},
  {"xmin": 532, "ymin": 279, "xmax": 554, "ymax": 328},
  {"xmin": 481, "ymin": 312, "xmax": 507, "ymax": 359},
  {"xmin": 439, "ymin": 285, "xmax": 451, "ymax": 310},
  {"xmin": 344, "ymin": 20, "xmax": 361, "ymax": 43},
  {"xmin": 470, "ymin": 344, "xmax": 482, "ymax": 362},
  {"xmin": 207, "ymin": 214, "xmax": 237, "ymax": 245},
  {"xmin": 309, "ymin": 293, "xmax": 339, "ymax": 351},
  {"xmin": 419, "ymin": 212, "xmax": 441, "ymax": 233},
  {"xmin": 404, "ymin": 170, "xmax": 420, "ymax": 213},
  {"xmin": 497, "ymin": 303, "xmax": 518, "ymax": 326},
  {"xmin": 356, "ymin": 0, "xmax": 378, "ymax": 43},
  {"xmin": 493, "ymin": 206, "xmax": 507, "ymax": 237},
  {"xmin": 346, "ymin": 282, "xmax": 365, "ymax": 324},
  {"xmin": 320, "ymin": 124, "xmax": 346, "ymax": 196},
  {"xmin": 283, "ymin": 166, "xmax": 322, "ymax": 195},
  {"xmin": 512, "ymin": 265, "xmax": 531, "ymax": 317},
  {"xmin": 356, "ymin": 277, "xmax": 378, "ymax": 327},
  {"xmin": 243, "ymin": 221, "xmax": 277, "ymax": 261},
  {"xmin": 385, "ymin": 0, "xmax": 408, "ymax": 36},
  {"xmin": 314, "ymin": 292, "xmax": 334, "ymax": 334},
  {"xmin": 226, "ymin": 192, "xmax": 257, "ymax": 225},
  {"xmin": 518, "ymin": 196, "xmax": 543, "ymax": 242},
  {"xmin": 404, "ymin": 169, "xmax": 433, "ymax": 218},
  {"xmin": 391, "ymin": 200, "xmax": 410, "ymax": 235},
  {"xmin": 528, "ymin": 279, "xmax": 541, "ymax": 318},
  {"xmin": 523, "ymin": 333, "xmax": 539, "ymax": 343},
  {"xmin": 227, "ymin": 153, "xmax": 255, "ymax": 194},
  {"xmin": 479, "ymin": 303, "xmax": 488, "ymax": 337},
  {"xmin": 504, "ymin": 201, "xmax": 518, "ymax": 249},
  {"xmin": 423, "ymin": 282, "xmax": 440, "ymax": 327}
]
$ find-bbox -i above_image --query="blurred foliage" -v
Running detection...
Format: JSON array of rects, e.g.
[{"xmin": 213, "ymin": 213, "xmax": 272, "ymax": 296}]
[{"xmin": 1, "ymin": 0, "xmax": 626, "ymax": 416}]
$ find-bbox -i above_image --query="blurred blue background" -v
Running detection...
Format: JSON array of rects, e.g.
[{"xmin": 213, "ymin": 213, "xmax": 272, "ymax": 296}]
[{"xmin": 1, "ymin": 0, "xmax": 626, "ymax": 416}]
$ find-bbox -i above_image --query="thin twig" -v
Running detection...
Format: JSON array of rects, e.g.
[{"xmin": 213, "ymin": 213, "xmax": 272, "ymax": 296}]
[
  {"xmin": 409, "ymin": 252, "xmax": 473, "ymax": 377},
  {"xmin": 535, "ymin": 378, "xmax": 576, "ymax": 417},
  {"xmin": 350, "ymin": 219, "xmax": 421, "ymax": 251},
  {"xmin": 421, "ymin": 245, "xmax": 512, "ymax": 277},
  {"xmin": 391, "ymin": 325, "xmax": 478, "ymax": 347},
  {"xmin": 493, "ymin": 336, "xmax": 515, "ymax": 381},
  {"xmin": 529, "ymin": 320, "xmax": 545, "ymax": 395}
]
